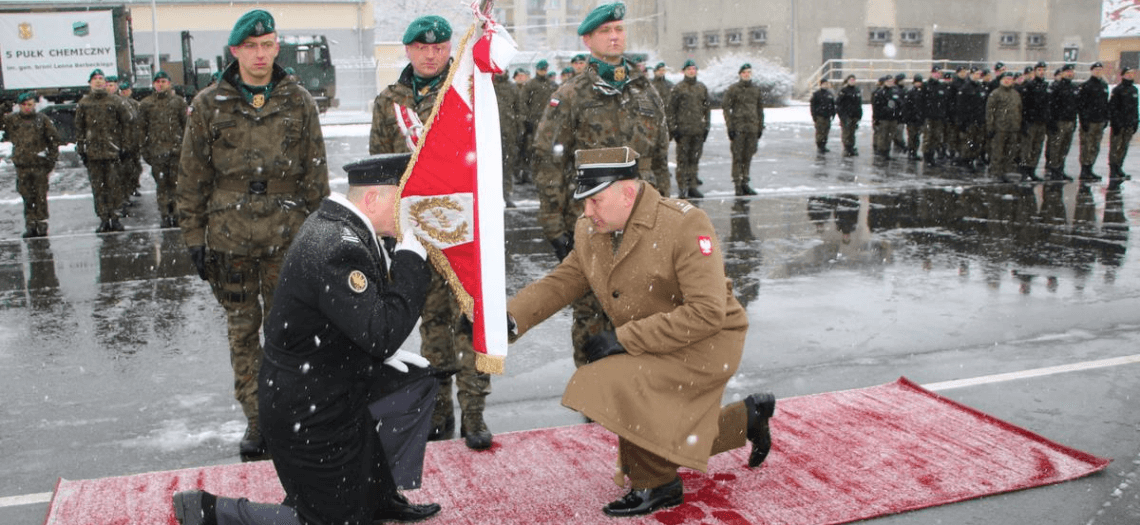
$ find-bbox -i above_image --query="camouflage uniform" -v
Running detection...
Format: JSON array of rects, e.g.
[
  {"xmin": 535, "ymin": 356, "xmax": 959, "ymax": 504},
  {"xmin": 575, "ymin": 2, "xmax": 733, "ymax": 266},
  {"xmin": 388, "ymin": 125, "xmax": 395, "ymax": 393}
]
[
  {"xmin": 1019, "ymin": 76, "xmax": 1051, "ymax": 174},
  {"xmin": 369, "ymin": 61, "xmax": 492, "ymax": 438},
  {"xmin": 722, "ymin": 78, "xmax": 764, "ymax": 193},
  {"xmin": 986, "ymin": 83, "xmax": 1023, "ymax": 177},
  {"xmin": 1108, "ymin": 77, "xmax": 1138, "ymax": 179},
  {"xmin": 119, "ymin": 95, "xmax": 143, "ymax": 206},
  {"xmin": 810, "ymin": 86, "xmax": 836, "ymax": 151},
  {"xmin": 494, "ymin": 74, "xmax": 520, "ymax": 203},
  {"xmin": 518, "ymin": 74, "xmax": 558, "ymax": 181},
  {"xmin": 651, "ymin": 75, "xmax": 673, "ymax": 105},
  {"xmin": 75, "ymin": 90, "xmax": 133, "ymax": 228},
  {"xmin": 139, "ymin": 88, "xmax": 188, "ymax": 226},
  {"xmin": 177, "ymin": 62, "xmax": 330, "ymax": 446},
  {"xmin": 668, "ymin": 77, "xmax": 711, "ymax": 196},
  {"xmin": 1045, "ymin": 76, "xmax": 1078, "ymax": 177},
  {"xmin": 1076, "ymin": 74, "xmax": 1109, "ymax": 178},
  {"xmin": 532, "ymin": 58, "xmax": 670, "ymax": 366},
  {"xmin": 1, "ymin": 110, "xmax": 61, "ymax": 236}
]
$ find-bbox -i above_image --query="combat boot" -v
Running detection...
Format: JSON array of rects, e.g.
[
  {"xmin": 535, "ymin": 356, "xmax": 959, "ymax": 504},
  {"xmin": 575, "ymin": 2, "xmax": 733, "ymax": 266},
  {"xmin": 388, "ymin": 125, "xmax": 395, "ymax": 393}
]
[
  {"xmin": 686, "ymin": 187, "xmax": 704, "ymax": 199},
  {"xmin": 908, "ymin": 149, "xmax": 921, "ymax": 161},
  {"xmin": 22, "ymin": 222, "xmax": 36, "ymax": 238},
  {"xmin": 817, "ymin": 143, "xmax": 829, "ymax": 154},
  {"xmin": 744, "ymin": 392, "xmax": 776, "ymax": 468},
  {"xmin": 1109, "ymin": 164, "xmax": 1125, "ymax": 181},
  {"xmin": 35, "ymin": 221, "xmax": 48, "ymax": 237},
  {"xmin": 108, "ymin": 217, "xmax": 125, "ymax": 232},
  {"xmin": 924, "ymin": 155, "xmax": 937, "ymax": 168},
  {"xmin": 460, "ymin": 413, "xmax": 493, "ymax": 450},
  {"xmin": 1079, "ymin": 165, "xmax": 1102, "ymax": 181},
  {"xmin": 239, "ymin": 419, "xmax": 268, "ymax": 462},
  {"xmin": 739, "ymin": 184, "xmax": 757, "ymax": 196},
  {"xmin": 96, "ymin": 220, "xmax": 111, "ymax": 233},
  {"xmin": 1020, "ymin": 166, "xmax": 1042, "ymax": 182},
  {"xmin": 428, "ymin": 392, "xmax": 455, "ymax": 441}
]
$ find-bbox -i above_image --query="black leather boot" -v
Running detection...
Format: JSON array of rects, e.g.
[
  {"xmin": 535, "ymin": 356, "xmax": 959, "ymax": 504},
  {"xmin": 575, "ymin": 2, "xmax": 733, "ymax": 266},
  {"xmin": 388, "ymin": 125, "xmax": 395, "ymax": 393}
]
[
  {"xmin": 744, "ymin": 392, "xmax": 776, "ymax": 468},
  {"xmin": 373, "ymin": 492, "xmax": 442, "ymax": 522},
  {"xmin": 1079, "ymin": 165, "xmax": 1102, "ymax": 181},
  {"xmin": 602, "ymin": 476, "xmax": 684, "ymax": 517}
]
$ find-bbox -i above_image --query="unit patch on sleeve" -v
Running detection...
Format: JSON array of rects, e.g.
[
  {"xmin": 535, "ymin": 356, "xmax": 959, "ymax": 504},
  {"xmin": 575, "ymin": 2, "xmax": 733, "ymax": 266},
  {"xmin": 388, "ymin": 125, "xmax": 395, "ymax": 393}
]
[{"xmin": 348, "ymin": 270, "xmax": 369, "ymax": 293}]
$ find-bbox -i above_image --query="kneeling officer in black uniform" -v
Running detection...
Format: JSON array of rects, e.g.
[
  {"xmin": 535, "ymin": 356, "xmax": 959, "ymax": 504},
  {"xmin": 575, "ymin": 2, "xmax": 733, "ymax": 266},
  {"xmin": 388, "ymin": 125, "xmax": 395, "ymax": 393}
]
[{"xmin": 172, "ymin": 153, "xmax": 442, "ymax": 525}]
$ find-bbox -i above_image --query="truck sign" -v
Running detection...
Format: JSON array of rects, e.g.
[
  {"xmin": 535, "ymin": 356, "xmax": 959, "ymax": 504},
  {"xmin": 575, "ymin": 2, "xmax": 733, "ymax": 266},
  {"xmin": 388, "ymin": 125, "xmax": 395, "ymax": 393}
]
[{"xmin": 0, "ymin": 10, "xmax": 118, "ymax": 90}]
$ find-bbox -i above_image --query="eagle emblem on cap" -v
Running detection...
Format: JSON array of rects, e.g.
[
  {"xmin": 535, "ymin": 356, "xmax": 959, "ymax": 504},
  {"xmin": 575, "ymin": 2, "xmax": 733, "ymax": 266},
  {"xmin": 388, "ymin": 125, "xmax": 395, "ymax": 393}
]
[
  {"xmin": 613, "ymin": 4, "xmax": 626, "ymax": 18},
  {"xmin": 425, "ymin": 30, "xmax": 436, "ymax": 43},
  {"xmin": 348, "ymin": 270, "xmax": 368, "ymax": 293}
]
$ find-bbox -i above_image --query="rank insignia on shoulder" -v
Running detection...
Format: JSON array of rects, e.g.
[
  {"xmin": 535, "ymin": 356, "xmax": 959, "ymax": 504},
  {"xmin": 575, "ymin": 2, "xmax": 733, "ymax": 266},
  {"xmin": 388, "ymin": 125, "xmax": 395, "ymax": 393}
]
[
  {"xmin": 348, "ymin": 270, "xmax": 369, "ymax": 293},
  {"xmin": 697, "ymin": 236, "xmax": 713, "ymax": 256}
]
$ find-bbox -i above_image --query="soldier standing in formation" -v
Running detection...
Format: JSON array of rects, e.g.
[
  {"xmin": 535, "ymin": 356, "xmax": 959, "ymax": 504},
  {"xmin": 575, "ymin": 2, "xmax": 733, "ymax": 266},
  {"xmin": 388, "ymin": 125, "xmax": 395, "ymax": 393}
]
[
  {"xmin": 1, "ymin": 92, "xmax": 60, "ymax": 238},
  {"xmin": 947, "ymin": 66, "xmax": 970, "ymax": 158},
  {"xmin": 922, "ymin": 66, "xmax": 950, "ymax": 167},
  {"xmin": 837, "ymin": 74, "xmax": 862, "ymax": 157},
  {"xmin": 1018, "ymin": 61, "xmax": 1050, "ymax": 180},
  {"xmin": 494, "ymin": 71, "xmax": 520, "ymax": 208},
  {"xmin": 571, "ymin": 53, "xmax": 588, "ymax": 76},
  {"xmin": 722, "ymin": 63, "xmax": 763, "ymax": 196},
  {"xmin": 902, "ymin": 75, "xmax": 925, "ymax": 160},
  {"xmin": 532, "ymin": 1, "xmax": 671, "ymax": 367},
  {"xmin": 956, "ymin": 68, "xmax": 987, "ymax": 172},
  {"xmin": 117, "ymin": 81, "xmax": 144, "ymax": 211},
  {"xmin": 986, "ymin": 72, "xmax": 1023, "ymax": 179},
  {"xmin": 138, "ymin": 70, "xmax": 188, "ymax": 227},
  {"xmin": 1045, "ymin": 64, "xmax": 1079, "ymax": 181},
  {"xmin": 519, "ymin": 59, "xmax": 557, "ymax": 183},
  {"xmin": 668, "ymin": 59, "xmax": 710, "ymax": 198},
  {"xmin": 369, "ymin": 15, "xmax": 495, "ymax": 450},
  {"xmin": 871, "ymin": 75, "xmax": 900, "ymax": 160},
  {"xmin": 1108, "ymin": 66, "xmax": 1137, "ymax": 182},
  {"xmin": 178, "ymin": 9, "xmax": 331, "ymax": 461},
  {"xmin": 75, "ymin": 68, "xmax": 132, "ymax": 233},
  {"xmin": 810, "ymin": 78, "xmax": 836, "ymax": 154},
  {"xmin": 1076, "ymin": 62, "xmax": 1108, "ymax": 181},
  {"xmin": 651, "ymin": 62, "xmax": 673, "ymax": 102}
]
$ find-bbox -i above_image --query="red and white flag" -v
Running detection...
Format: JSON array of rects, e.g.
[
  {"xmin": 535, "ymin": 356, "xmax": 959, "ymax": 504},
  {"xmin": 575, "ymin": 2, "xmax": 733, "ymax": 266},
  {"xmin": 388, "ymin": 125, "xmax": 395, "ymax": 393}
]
[{"xmin": 396, "ymin": 2, "xmax": 516, "ymax": 374}]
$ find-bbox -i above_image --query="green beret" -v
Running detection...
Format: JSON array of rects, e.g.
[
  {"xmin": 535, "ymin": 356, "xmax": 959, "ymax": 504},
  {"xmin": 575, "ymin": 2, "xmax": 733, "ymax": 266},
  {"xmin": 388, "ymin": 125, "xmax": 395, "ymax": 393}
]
[
  {"xmin": 562, "ymin": 67, "xmax": 574, "ymax": 75},
  {"xmin": 682, "ymin": 59, "xmax": 697, "ymax": 70},
  {"xmin": 228, "ymin": 9, "xmax": 276, "ymax": 47},
  {"xmin": 536, "ymin": 59, "xmax": 549, "ymax": 71},
  {"xmin": 402, "ymin": 15, "xmax": 451, "ymax": 45},
  {"xmin": 654, "ymin": 62, "xmax": 666, "ymax": 71},
  {"xmin": 17, "ymin": 91, "xmax": 36, "ymax": 104},
  {"xmin": 577, "ymin": 2, "xmax": 626, "ymax": 35},
  {"xmin": 106, "ymin": 75, "xmax": 118, "ymax": 83},
  {"xmin": 89, "ymin": 68, "xmax": 104, "ymax": 81},
  {"xmin": 739, "ymin": 63, "xmax": 751, "ymax": 73},
  {"xmin": 153, "ymin": 70, "xmax": 171, "ymax": 82},
  {"xmin": 572, "ymin": 54, "xmax": 587, "ymax": 63},
  {"xmin": 118, "ymin": 80, "xmax": 131, "ymax": 90}
]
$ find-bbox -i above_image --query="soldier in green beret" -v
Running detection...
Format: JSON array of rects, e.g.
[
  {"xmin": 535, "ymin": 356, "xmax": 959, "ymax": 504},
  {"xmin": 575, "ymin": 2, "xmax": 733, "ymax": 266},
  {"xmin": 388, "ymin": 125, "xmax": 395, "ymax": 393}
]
[
  {"xmin": 116, "ymin": 79, "xmax": 143, "ymax": 212},
  {"xmin": 75, "ymin": 68, "xmax": 132, "ymax": 232},
  {"xmin": 368, "ymin": 14, "xmax": 496, "ymax": 451},
  {"xmin": 571, "ymin": 53, "xmax": 588, "ymax": 76},
  {"xmin": 531, "ymin": 1, "xmax": 671, "ymax": 370},
  {"xmin": 138, "ymin": 69, "xmax": 188, "ymax": 227},
  {"xmin": 668, "ymin": 59, "xmax": 711, "ymax": 198},
  {"xmin": 651, "ymin": 61, "xmax": 673, "ymax": 102},
  {"xmin": 177, "ymin": 7, "xmax": 330, "ymax": 463},
  {"xmin": 1, "ymin": 91, "xmax": 60, "ymax": 237},
  {"xmin": 518, "ymin": 58, "xmax": 557, "ymax": 182},
  {"xmin": 722, "ymin": 62, "xmax": 764, "ymax": 195}
]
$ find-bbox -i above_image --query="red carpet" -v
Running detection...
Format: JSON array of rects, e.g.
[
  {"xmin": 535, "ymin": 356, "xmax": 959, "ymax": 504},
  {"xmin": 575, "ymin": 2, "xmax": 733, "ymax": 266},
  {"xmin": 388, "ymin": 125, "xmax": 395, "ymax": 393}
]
[{"xmin": 44, "ymin": 378, "xmax": 1109, "ymax": 525}]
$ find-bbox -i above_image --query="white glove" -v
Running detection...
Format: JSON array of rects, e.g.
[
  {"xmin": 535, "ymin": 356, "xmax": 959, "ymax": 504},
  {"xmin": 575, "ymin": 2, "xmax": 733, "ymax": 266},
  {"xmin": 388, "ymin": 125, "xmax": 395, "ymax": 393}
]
[
  {"xmin": 395, "ymin": 232, "xmax": 426, "ymax": 260},
  {"xmin": 383, "ymin": 349, "xmax": 430, "ymax": 373}
]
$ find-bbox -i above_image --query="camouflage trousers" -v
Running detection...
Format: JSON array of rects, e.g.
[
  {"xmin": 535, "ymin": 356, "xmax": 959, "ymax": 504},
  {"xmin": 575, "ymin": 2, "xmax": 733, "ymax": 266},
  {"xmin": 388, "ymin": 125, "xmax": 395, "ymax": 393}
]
[
  {"xmin": 500, "ymin": 131, "xmax": 515, "ymax": 199},
  {"xmin": 872, "ymin": 120, "xmax": 897, "ymax": 156},
  {"xmin": 149, "ymin": 156, "xmax": 180, "ymax": 220},
  {"xmin": 1020, "ymin": 123, "xmax": 1047, "ymax": 170},
  {"xmin": 1109, "ymin": 126, "xmax": 1136, "ymax": 167},
  {"xmin": 839, "ymin": 117, "xmax": 859, "ymax": 151},
  {"xmin": 119, "ymin": 155, "xmax": 142, "ymax": 204},
  {"xmin": 960, "ymin": 123, "xmax": 985, "ymax": 162},
  {"xmin": 990, "ymin": 130, "xmax": 1020, "ymax": 176},
  {"xmin": 204, "ymin": 250, "xmax": 283, "ymax": 424},
  {"xmin": 86, "ymin": 159, "xmax": 120, "ymax": 221},
  {"xmin": 729, "ymin": 132, "xmax": 759, "ymax": 187},
  {"xmin": 1045, "ymin": 120, "xmax": 1076, "ymax": 170},
  {"xmin": 674, "ymin": 134, "xmax": 705, "ymax": 193},
  {"xmin": 419, "ymin": 265, "xmax": 490, "ymax": 431},
  {"xmin": 1079, "ymin": 121, "xmax": 1106, "ymax": 167},
  {"xmin": 906, "ymin": 122, "xmax": 923, "ymax": 153},
  {"xmin": 15, "ymin": 162, "xmax": 51, "ymax": 224},
  {"xmin": 813, "ymin": 117, "xmax": 832, "ymax": 147},
  {"xmin": 923, "ymin": 119, "xmax": 947, "ymax": 156}
]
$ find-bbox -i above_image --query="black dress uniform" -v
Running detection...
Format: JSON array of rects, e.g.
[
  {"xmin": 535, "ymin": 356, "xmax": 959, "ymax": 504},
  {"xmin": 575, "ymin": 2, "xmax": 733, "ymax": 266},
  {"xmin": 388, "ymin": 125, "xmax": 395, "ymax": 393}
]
[
  {"xmin": 1108, "ymin": 72, "xmax": 1138, "ymax": 180},
  {"xmin": 1045, "ymin": 72, "xmax": 1079, "ymax": 180},
  {"xmin": 1076, "ymin": 67, "xmax": 1109, "ymax": 180},
  {"xmin": 1019, "ymin": 74, "xmax": 1051, "ymax": 177},
  {"xmin": 837, "ymin": 81, "xmax": 863, "ymax": 156},
  {"xmin": 922, "ymin": 74, "xmax": 951, "ymax": 165}
]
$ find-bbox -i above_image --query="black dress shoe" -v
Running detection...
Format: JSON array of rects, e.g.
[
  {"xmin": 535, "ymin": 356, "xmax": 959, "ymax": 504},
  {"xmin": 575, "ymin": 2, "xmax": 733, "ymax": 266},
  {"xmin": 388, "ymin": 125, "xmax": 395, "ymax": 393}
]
[
  {"xmin": 744, "ymin": 392, "xmax": 776, "ymax": 468},
  {"xmin": 373, "ymin": 492, "xmax": 441, "ymax": 523},
  {"xmin": 602, "ymin": 476, "xmax": 683, "ymax": 517}
]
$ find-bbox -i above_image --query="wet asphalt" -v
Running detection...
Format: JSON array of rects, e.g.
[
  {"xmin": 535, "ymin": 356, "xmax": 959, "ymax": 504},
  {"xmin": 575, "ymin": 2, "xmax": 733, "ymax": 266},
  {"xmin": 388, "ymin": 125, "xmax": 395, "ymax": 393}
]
[{"xmin": 1, "ymin": 108, "xmax": 1138, "ymax": 524}]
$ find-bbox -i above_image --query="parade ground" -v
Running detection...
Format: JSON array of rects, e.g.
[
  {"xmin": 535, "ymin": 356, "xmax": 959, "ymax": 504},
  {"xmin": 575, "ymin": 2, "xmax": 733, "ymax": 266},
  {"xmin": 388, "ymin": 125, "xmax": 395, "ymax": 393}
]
[{"xmin": 1, "ymin": 105, "xmax": 1139, "ymax": 524}]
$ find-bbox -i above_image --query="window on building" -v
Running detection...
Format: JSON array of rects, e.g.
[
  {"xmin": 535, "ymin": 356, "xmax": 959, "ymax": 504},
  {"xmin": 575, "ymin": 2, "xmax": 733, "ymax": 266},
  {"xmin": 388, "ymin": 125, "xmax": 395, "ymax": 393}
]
[
  {"xmin": 868, "ymin": 28, "xmax": 891, "ymax": 45},
  {"xmin": 726, "ymin": 29, "xmax": 743, "ymax": 46},
  {"xmin": 1026, "ymin": 33, "xmax": 1046, "ymax": 48},
  {"xmin": 999, "ymin": 32, "xmax": 1019, "ymax": 48},
  {"xmin": 683, "ymin": 33, "xmax": 698, "ymax": 50},
  {"xmin": 750, "ymin": 26, "xmax": 768, "ymax": 45},
  {"xmin": 549, "ymin": 0, "xmax": 559, "ymax": 8},
  {"xmin": 705, "ymin": 31, "xmax": 721, "ymax": 48},
  {"xmin": 899, "ymin": 29, "xmax": 922, "ymax": 46}
]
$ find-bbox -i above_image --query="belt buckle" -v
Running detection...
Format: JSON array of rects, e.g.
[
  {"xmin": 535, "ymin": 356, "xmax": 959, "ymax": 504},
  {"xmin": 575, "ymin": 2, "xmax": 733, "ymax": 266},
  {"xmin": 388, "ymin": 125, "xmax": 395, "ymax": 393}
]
[{"xmin": 249, "ymin": 180, "xmax": 268, "ymax": 195}]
